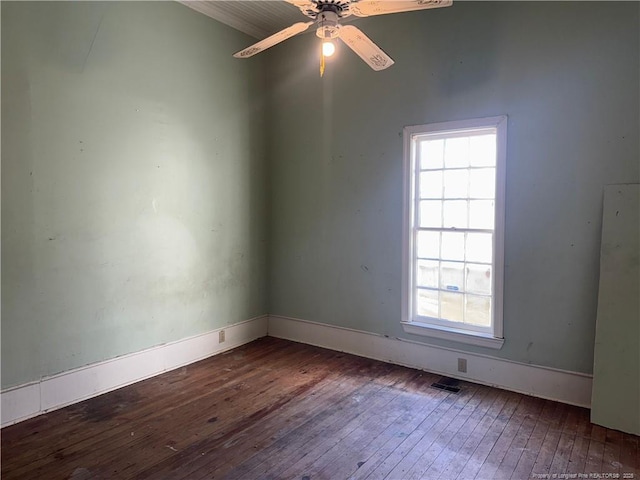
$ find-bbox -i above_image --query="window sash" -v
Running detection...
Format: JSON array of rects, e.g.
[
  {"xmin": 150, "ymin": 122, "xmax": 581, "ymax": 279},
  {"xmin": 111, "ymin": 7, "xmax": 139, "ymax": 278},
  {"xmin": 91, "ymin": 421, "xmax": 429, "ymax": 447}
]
[
  {"xmin": 415, "ymin": 313, "xmax": 493, "ymax": 334},
  {"xmin": 402, "ymin": 116, "xmax": 506, "ymax": 342}
]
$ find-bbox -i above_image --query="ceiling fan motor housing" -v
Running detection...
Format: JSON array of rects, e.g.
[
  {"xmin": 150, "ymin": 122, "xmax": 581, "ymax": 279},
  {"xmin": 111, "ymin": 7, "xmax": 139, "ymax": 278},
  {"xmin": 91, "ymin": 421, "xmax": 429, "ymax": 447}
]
[
  {"xmin": 316, "ymin": 11, "xmax": 341, "ymax": 39},
  {"xmin": 310, "ymin": 0, "xmax": 352, "ymax": 18}
]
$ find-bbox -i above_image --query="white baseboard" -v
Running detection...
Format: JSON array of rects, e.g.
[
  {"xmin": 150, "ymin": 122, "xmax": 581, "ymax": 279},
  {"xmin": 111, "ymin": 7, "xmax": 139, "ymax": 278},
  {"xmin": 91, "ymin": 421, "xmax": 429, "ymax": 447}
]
[
  {"xmin": 1, "ymin": 313, "xmax": 593, "ymax": 428},
  {"xmin": 1, "ymin": 315, "xmax": 268, "ymax": 428},
  {"xmin": 267, "ymin": 315, "xmax": 593, "ymax": 408}
]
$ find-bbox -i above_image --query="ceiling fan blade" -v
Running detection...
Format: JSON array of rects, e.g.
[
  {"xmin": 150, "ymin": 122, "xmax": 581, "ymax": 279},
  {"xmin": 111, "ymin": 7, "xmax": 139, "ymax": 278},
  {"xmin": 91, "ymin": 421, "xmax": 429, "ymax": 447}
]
[
  {"xmin": 350, "ymin": 0, "xmax": 452, "ymax": 17},
  {"xmin": 284, "ymin": 0, "xmax": 318, "ymax": 18},
  {"xmin": 339, "ymin": 25, "xmax": 395, "ymax": 71},
  {"xmin": 233, "ymin": 21, "xmax": 314, "ymax": 58}
]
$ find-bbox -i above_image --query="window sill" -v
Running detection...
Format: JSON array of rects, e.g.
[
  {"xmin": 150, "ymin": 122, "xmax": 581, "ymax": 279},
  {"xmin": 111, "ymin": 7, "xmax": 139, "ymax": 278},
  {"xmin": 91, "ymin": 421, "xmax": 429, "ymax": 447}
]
[{"xmin": 401, "ymin": 321, "xmax": 505, "ymax": 349}]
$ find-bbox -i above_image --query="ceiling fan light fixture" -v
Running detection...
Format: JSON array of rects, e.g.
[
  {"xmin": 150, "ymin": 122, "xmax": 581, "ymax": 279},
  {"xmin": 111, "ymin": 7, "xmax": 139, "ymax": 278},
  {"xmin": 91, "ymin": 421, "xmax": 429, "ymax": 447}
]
[
  {"xmin": 315, "ymin": 11, "xmax": 341, "ymax": 41},
  {"xmin": 322, "ymin": 41, "xmax": 336, "ymax": 57}
]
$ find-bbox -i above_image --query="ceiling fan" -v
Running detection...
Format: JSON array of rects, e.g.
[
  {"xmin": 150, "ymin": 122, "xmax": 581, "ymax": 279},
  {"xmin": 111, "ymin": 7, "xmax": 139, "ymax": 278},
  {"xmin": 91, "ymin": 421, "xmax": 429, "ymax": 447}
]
[{"xmin": 233, "ymin": 0, "xmax": 452, "ymax": 72}]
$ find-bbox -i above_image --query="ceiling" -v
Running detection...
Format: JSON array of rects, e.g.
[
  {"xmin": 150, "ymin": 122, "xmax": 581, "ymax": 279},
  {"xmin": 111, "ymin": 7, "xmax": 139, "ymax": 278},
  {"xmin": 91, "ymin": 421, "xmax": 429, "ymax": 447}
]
[{"xmin": 180, "ymin": 1, "xmax": 307, "ymax": 39}]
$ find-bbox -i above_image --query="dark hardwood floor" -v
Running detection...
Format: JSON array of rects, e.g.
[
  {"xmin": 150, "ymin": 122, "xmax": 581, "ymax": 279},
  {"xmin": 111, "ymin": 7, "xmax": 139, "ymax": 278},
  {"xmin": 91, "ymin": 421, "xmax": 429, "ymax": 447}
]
[{"xmin": 2, "ymin": 337, "xmax": 638, "ymax": 479}]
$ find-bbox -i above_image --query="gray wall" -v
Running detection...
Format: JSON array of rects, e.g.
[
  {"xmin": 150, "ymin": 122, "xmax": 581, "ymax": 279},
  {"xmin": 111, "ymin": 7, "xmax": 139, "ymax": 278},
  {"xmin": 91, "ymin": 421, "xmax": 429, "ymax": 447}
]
[
  {"xmin": 3, "ymin": 1, "xmax": 638, "ymax": 391},
  {"xmin": 2, "ymin": 1, "xmax": 268, "ymax": 389},
  {"xmin": 267, "ymin": 1, "xmax": 639, "ymax": 374}
]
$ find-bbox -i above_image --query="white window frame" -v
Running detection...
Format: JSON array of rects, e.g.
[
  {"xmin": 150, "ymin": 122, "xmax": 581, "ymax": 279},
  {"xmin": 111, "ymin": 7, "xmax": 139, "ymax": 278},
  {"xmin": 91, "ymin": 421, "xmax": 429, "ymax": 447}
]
[{"xmin": 401, "ymin": 116, "xmax": 507, "ymax": 349}]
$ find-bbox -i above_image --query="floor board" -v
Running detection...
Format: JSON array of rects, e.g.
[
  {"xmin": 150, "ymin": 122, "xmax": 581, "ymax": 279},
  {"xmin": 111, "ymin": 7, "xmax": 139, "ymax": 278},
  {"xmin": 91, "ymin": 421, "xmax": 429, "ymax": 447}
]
[{"xmin": 1, "ymin": 337, "xmax": 638, "ymax": 480}]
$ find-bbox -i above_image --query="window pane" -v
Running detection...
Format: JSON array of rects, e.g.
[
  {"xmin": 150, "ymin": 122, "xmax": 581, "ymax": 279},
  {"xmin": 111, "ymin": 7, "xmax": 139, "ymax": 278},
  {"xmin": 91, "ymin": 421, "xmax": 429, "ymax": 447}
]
[
  {"xmin": 417, "ymin": 260, "xmax": 439, "ymax": 288},
  {"xmin": 443, "ymin": 169, "xmax": 469, "ymax": 198},
  {"xmin": 469, "ymin": 168, "xmax": 495, "ymax": 199},
  {"xmin": 466, "ymin": 264, "xmax": 492, "ymax": 295},
  {"xmin": 440, "ymin": 261, "xmax": 464, "ymax": 292},
  {"xmin": 417, "ymin": 288, "xmax": 439, "ymax": 318},
  {"xmin": 466, "ymin": 232, "xmax": 492, "ymax": 263},
  {"xmin": 469, "ymin": 134, "xmax": 496, "ymax": 167},
  {"xmin": 419, "ymin": 171, "xmax": 443, "ymax": 198},
  {"xmin": 441, "ymin": 291, "xmax": 464, "ymax": 323},
  {"xmin": 416, "ymin": 231, "xmax": 440, "ymax": 259},
  {"xmin": 443, "ymin": 200, "xmax": 468, "ymax": 228},
  {"xmin": 444, "ymin": 137, "xmax": 469, "ymax": 168},
  {"xmin": 419, "ymin": 200, "xmax": 442, "ymax": 228},
  {"xmin": 465, "ymin": 294, "xmax": 491, "ymax": 327},
  {"xmin": 420, "ymin": 139, "xmax": 444, "ymax": 170},
  {"xmin": 469, "ymin": 200, "xmax": 494, "ymax": 229},
  {"xmin": 441, "ymin": 231, "xmax": 465, "ymax": 261}
]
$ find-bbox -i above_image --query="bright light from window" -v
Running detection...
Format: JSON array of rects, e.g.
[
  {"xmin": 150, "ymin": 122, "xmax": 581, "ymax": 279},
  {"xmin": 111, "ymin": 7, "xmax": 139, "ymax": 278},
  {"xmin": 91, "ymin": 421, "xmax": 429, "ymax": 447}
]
[
  {"xmin": 322, "ymin": 41, "xmax": 335, "ymax": 57},
  {"xmin": 402, "ymin": 116, "xmax": 508, "ymax": 348}
]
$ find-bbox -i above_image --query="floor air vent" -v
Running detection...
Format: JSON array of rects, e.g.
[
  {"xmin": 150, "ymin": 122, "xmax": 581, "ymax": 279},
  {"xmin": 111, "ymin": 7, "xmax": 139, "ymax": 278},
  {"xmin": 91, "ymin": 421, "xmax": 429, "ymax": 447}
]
[{"xmin": 431, "ymin": 377, "xmax": 461, "ymax": 393}]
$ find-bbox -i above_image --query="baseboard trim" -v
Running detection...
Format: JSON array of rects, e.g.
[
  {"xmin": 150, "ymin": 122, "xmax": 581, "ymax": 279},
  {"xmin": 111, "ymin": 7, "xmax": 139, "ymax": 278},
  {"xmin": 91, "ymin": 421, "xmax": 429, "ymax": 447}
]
[
  {"xmin": 2, "ymin": 313, "xmax": 592, "ymax": 428},
  {"xmin": 1, "ymin": 315, "xmax": 269, "ymax": 428},
  {"xmin": 267, "ymin": 315, "xmax": 592, "ymax": 408}
]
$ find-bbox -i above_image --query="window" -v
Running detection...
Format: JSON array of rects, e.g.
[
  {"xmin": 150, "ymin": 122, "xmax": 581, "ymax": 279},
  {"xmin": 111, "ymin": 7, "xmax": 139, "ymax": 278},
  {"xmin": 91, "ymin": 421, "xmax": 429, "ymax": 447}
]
[{"xmin": 402, "ymin": 116, "xmax": 506, "ymax": 349}]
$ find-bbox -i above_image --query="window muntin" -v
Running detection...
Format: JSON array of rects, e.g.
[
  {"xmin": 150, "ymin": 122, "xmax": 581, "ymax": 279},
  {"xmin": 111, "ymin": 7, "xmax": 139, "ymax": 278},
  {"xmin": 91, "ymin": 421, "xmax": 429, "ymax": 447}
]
[{"xmin": 402, "ymin": 117, "xmax": 506, "ymax": 343}]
